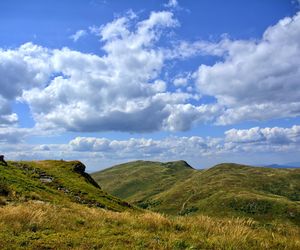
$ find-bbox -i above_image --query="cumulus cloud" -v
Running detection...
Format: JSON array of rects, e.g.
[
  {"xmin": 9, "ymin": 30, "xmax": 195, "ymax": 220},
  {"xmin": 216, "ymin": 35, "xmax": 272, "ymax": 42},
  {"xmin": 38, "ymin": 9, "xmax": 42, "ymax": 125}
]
[
  {"xmin": 169, "ymin": 40, "xmax": 227, "ymax": 59},
  {"xmin": 69, "ymin": 135, "xmax": 218, "ymax": 159},
  {"xmin": 1, "ymin": 9, "xmax": 300, "ymax": 133},
  {"xmin": 0, "ymin": 97, "xmax": 18, "ymax": 125},
  {"xmin": 65, "ymin": 125, "xmax": 300, "ymax": 168},
  {"xmin": 0, "ymin": 43, "xmax": 52, "ymax": 100},
  {"xmin": 225, "ymin": 125, "xmax": 300, "ymax": 145},
  {"xmin": 18, "ymin": 10, "xmax": 217, "ymax": 132},
  {"xmin": 0, "ymin": 43, "xmax": 52, "ymax": 126},
  {"xmin": 69, "ymin": 125, "xmax": 300, "ymax": 158},
  {"xmin": 194, "ymin": 12, "xmax": 300, "ymax": 124},
  {"xmin": 0, "ymin": 127, "xmax": 31, "ymax": 143},
  {"xmin": 1, "ymin": 124, "xmax": 299, "ymax": 170},
  {"xmin": 70, "ymin": 30, "xmax": 87, "ymax": 42},
  {"xmin": 4, "ymin": 124, "xmax": 298, "ymax": 156},
  {"xmin": 173, "ymin": 77, "xmax": 188, "ymax": 87}
]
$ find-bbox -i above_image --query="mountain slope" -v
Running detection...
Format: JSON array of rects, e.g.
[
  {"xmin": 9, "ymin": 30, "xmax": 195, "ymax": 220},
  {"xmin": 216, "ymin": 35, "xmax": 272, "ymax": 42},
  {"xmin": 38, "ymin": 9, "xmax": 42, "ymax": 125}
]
[
  {"xmin": 0, "ymin": 160, "xmax": 133, "ymax": 211},
  {"xmin": 154, "ymin": 163, "xmax": 300, "ymax": 222},
  {"xmin": 93, "ymin": 162, "xmax": 300, "ymax": 224},
  {"xmin": 92, "ymin": 160, "xmax": 196, "ymax": 208},
  {"xmin": 1, "ymin": 160, "xmax": 299, "ymax": 249}
]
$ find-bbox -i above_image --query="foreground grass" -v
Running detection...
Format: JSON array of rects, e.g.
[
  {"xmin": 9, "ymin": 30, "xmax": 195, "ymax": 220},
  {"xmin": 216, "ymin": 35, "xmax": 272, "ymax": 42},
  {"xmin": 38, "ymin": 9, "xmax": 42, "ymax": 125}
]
[{"xmin": 0, "ymin": 201, "xmax": 299, "ymax": 249}]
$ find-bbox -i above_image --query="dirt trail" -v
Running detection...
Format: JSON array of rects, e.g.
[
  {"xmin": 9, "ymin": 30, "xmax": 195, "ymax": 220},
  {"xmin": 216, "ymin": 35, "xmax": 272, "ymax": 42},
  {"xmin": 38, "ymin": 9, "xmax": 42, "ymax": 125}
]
[{"xmin": 179, "ymin": 188, "xmax": 196, "ymax": 214}]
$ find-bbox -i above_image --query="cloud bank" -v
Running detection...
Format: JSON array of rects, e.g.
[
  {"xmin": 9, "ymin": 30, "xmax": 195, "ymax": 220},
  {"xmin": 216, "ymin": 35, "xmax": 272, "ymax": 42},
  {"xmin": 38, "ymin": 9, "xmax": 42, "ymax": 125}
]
[{"xmin": 1, "ymin": 125, "xmax": 299, "ymax": 171}]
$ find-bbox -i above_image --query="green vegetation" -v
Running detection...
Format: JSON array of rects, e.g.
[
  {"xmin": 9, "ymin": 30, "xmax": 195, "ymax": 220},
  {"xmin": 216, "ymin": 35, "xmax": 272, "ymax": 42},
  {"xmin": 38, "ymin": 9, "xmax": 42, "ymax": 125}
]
[
  {"xmin": 93, "ymin": 162, "xmax": 300, "ymax": 225},
  {"xmin": 0, "ymin": 201, "xmax": 299, "ymax": 249},
  {"xmin": 0, "ymin": 160, "xmax": 133, "ymax": 211},
  {"xmin": 92, "ymin": 160, "xmax": 196, "ymax": 206},
  {"xmin": 1, "ymin": 160, "xmax": 299, "ymax": 249}
]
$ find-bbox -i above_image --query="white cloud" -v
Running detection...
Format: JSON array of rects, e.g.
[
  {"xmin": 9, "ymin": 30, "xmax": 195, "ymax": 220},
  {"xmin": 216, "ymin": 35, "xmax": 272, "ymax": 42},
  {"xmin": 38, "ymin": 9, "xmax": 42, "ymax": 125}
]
[
  {"xmin": 1, "ymin": 10, "xmax": 300, "ymax": 133},
  {"xmin": 69, "ymin": 125, "xmax": 300, "ymax": 160},
  {"xmin": 163, "ymin": 103, "xmax": 222, "ymax": 131},
  {"xmin": 0, "ymin": 97, "xmax": 18, "ymax": 125},
  {"xmin": 0, "ymin": 43, "xmax": 52, "ymax": 126},
  {"xmin": 225, "ymin": 125, "xmax": 300, "ymax": 145},
  {"xmin": 69, "ymin": 135, "xmax": 217, "ymax": 159},
  {"xmin": 194, "ymin": 12, "xmax": 300, "ymax": 124},
  {"xmin": 19, "ymin": 11, "xmax": 214, "ymax": 132},
  {"xmin": 34, "ymin": 145, "xmax": 50, "ymax": 151},
  {"xmin": 67, "ymin": 124, "xmax": 300, "ymax": 168},
  {"xmin": 70, "ymin": 30, "xmax": 87, "ymax": 42},
  {"xmin": 169, "ymin": 40, "xmax": 227, "ymax": 59},
  {"xmin": 2, "ymin": 124, "xmax": 300, "ymax": 171},
  {"xmin": 164, "ymin": 0, "xmax": 178, "ymax": 8},
  {"xmin": 173, "ymin": 77, "xmax": 188, "ymax": 87},
  {"xmin": 0, "ymin": 127, "xmax": 31, "ymax": 143}
]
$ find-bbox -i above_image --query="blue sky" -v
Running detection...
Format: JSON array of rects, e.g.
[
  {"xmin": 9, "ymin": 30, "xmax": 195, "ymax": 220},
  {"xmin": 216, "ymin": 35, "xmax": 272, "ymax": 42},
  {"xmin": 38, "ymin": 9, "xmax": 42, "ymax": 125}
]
[{"xmin": 1, "ymin": 0, "xmax": 300, "ymax": 171}]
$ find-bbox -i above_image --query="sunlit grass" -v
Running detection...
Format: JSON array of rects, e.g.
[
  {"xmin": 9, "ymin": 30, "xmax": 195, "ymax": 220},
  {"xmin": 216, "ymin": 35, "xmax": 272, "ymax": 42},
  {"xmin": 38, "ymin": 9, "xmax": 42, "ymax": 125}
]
[{"xmin": 0, "ymin": 201, "xmax": 299, "ymax": 249}]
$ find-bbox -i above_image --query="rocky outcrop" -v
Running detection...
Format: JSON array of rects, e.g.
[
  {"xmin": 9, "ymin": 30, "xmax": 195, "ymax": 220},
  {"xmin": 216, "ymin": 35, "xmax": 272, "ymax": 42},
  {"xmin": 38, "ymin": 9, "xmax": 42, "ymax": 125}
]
[
  {"xmin": 73, "ymin": 161, "xmax": 86, "ymax": 174},
  {"xmin": 0, "ymin": 155, "xmax": 7, "ymax": 166},
  {"xmin": 72, "ymin": 161, "xmax": 101, "ymax": 189}
]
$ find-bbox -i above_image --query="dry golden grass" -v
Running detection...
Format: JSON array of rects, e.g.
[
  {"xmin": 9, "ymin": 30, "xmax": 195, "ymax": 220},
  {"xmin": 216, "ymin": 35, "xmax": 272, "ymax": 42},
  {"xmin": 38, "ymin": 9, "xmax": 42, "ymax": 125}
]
[{"xmin": 0, "ymin": 201, "xmax": 299, "ymax": 249}]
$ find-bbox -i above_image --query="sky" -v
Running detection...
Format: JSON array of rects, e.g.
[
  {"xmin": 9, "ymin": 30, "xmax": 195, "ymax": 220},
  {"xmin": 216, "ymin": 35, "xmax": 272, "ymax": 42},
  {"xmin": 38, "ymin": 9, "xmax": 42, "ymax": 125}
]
[{"xmin": 1, "ymin": 0, "xmax": 300, "ymax": 171}]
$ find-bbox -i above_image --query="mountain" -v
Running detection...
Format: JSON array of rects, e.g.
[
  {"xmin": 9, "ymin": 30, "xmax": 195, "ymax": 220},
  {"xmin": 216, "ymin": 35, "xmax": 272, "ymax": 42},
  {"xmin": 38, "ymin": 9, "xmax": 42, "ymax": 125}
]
[
  {"xmin": 263, "ymin": 164, "xmax": 300, "ymax": 168},
  {"xmin": 285, "ymin": 162, "xmax": 300, "ymax": 167},
  {"xmin": 92, "ymin": 160, "xmax": 196, "ymax": 207},
  {"xmin": 92, "ymin": 161, "xmax": 300, "ymax": 225},
  {"xmin": 0, "ymin": 160, "xmax": 133, "ymax": 211}
]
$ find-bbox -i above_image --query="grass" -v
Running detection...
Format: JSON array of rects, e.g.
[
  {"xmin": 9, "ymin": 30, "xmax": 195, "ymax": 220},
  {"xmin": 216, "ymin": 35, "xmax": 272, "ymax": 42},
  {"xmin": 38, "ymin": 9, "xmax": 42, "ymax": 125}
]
[
  {"xmin": 0, "ymin": 160, "xmax": 134, "ymax": 212},
  {"xmin": 0, "ymin": 201, "xmax": 299, "ymax": 249}
]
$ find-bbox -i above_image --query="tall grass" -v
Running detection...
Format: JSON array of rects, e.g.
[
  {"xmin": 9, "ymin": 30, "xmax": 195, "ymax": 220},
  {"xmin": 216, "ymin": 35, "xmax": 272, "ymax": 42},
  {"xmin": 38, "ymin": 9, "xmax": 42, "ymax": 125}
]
[{"xmin": 0, "ymin": 201, "xmax": 299, "ymax": 249}]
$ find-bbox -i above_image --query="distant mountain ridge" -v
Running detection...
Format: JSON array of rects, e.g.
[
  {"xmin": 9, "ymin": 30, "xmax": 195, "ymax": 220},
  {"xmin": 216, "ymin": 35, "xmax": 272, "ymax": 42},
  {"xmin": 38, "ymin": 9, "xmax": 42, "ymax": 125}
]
[
  {"xmin": 263, "ymin": 164, "xmax": 299, "ymax": 168},
  {"xmin": 286, "ymin": 162, "xmax": 300, "ymax": 167}
]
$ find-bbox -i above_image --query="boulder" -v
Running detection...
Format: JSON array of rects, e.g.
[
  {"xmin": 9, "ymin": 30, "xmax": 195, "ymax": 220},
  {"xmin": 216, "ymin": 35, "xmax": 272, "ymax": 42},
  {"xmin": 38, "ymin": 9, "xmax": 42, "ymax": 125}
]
[
  {"xmin": 73, "ymin": 161, "xmax": 86, "ymax": 173},
  {"xmin": 0, "ymin": 155, "xmax": 7, "ymax": 166}
]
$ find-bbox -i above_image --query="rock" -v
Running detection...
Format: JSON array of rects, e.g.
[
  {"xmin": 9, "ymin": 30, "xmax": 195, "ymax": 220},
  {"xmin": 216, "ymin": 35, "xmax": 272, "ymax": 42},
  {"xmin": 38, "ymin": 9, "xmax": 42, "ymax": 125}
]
[
  {"xmin": 0, "ymin": 155, "xmax": 7, "ymax": 166},
  {"xmin": 73, "ymin": 161, "xmax": 86, "ymax": 173},
  {"xmin": 40, "ymin": 177, "xmax": 53, "ymax": 183},
  {"xmin": 71, "ymin": 161, "xmax": 101, "ymax": 189}
]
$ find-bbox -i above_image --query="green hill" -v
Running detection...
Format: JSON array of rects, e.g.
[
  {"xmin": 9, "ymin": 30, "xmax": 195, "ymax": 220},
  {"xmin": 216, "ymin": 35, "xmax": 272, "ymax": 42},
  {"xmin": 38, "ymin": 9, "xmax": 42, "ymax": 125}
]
[
  {"xmin": 92, "ymin": 160, "xmax": 196, "ymax": 208},
  {"xmin": 92, "ymin": 162, "xmax": 300, "ymax": 225},
  {"xmin": 0, "ymin": 160, "xmax": 133, "ymax": 211}
]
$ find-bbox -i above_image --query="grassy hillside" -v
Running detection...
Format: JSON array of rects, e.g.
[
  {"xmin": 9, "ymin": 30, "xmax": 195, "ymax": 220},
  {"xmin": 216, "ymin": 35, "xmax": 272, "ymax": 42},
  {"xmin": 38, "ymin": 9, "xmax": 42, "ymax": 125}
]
[
  {"xmin": 0, "ymin": 201, "xmax": 299, "ymax": 249},
  {"xmin": 92, "ymin": 160, "xmax": 196, "ymax": 207},
  {"xmin": 93, "ymin": 162, "xmax": 300, "ymax": 225},
  {"xmin": 0, "ymin": 160, "xmax": 133, "ymax": 211}
]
